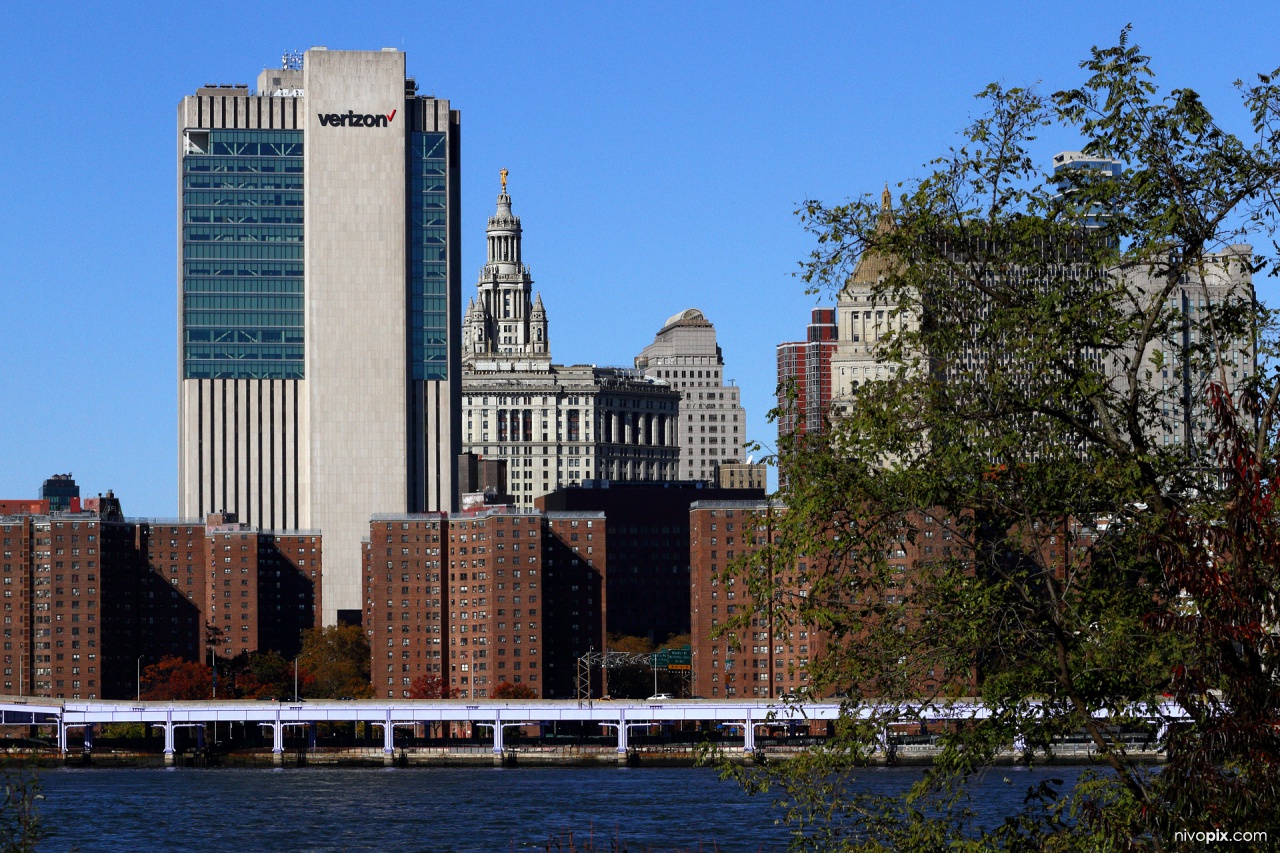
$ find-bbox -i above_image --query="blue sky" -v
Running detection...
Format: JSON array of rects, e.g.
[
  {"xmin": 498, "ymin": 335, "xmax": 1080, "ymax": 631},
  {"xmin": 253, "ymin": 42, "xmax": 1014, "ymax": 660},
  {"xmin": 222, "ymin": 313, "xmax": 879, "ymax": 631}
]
[{"xmin": 2, "ymin": 1, "xmax": 1278, "ymax": 515}]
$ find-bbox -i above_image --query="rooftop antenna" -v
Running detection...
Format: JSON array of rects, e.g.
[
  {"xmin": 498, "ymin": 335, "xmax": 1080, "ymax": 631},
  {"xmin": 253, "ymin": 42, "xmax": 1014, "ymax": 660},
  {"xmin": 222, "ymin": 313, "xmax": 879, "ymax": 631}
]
[{"xmin": 282, "ymin": 50, "xmax": 304, "ymax": 71}]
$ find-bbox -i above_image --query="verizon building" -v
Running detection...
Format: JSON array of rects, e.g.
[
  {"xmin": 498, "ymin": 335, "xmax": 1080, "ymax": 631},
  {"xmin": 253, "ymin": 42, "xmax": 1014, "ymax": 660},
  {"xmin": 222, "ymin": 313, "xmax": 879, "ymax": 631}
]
[{"xmin": 177, "ymin": 48, "xmax": 461, "ymax": 623}]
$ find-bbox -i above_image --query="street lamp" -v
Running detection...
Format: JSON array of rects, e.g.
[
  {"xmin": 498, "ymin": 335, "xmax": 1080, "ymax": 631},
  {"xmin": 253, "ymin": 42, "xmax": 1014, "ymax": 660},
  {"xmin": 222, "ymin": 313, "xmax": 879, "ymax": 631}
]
[
  {"xmin": 136, "ymin": 655, "xmax": 145, "ymax": 701},
  {"xmin": 293, "ymin": 656, "xmax": 299, "ymax": 702},
  {"xmin": 207, "ymin": 644, "xmax": 218, "ymax": 747},
  {"xmin": 208, "ymin": 644, "xmax": 217, "ymax": 699}
]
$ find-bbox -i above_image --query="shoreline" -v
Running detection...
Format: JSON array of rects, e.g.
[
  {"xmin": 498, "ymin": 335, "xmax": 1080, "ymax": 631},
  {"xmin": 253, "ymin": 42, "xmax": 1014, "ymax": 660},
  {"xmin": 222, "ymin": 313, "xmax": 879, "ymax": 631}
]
[{"xmin": 4, "ymin": 743, "xmax": 1164, "ymax": 769}]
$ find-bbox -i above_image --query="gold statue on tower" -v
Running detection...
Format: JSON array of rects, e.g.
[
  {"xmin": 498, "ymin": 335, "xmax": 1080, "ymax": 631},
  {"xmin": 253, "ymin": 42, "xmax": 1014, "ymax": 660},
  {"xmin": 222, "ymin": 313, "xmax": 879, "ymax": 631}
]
[{"xmin": 500, "ymin": 168, "xmax": 508, "ymax": 193}]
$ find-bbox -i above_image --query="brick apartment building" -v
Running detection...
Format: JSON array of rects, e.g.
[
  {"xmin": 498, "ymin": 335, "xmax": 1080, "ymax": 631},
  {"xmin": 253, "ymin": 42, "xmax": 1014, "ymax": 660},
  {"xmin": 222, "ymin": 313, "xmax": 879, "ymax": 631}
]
[
  {"xmin": 0, "ymin": 496, "xmax": 321, "ymax": 700},
  {"xmin": 537, "ymin": 480, "xmax": 764, "ymax": 643},
  {"xmin": 539, "ymin": 511, "xmax": 606, "ymax": 698},
  {"xmin": 689, "ymin": 500, "xmax": 816, "ymax": 700},
  {"xmin": 776, "ymin": 307, "xmax": 838, "ymax": 439},
  {"xmin": 202, "ymin": 515, "xmax": 321, "ymax": 659},
  {"xmin": 362, "ymin": 506, "xmax": 605, "ymax": 700},
  {"xmin": 689, "ymin": 500, "xmax": 976, "ymax": 700}
]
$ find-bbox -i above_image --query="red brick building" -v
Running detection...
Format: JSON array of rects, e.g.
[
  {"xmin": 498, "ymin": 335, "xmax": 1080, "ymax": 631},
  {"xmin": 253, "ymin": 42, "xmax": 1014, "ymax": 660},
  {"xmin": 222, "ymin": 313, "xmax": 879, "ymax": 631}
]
[
  {"xmin": 362, "ymin": 514, "xmax": 447, "ymax": 700},
  {"xmin": 363, "ymin": 507, "xmax": 606, "ymax": 700},
  {"xmin": 689, "ymin": 500, "xmax": 976, "ymax": 700},
  {"xmin": 1, "ymin": 499, "xmax": 321, "ymax": 700},
  {"xmin": 689, "ymin": 500, "xmax": 816, "ymax": 699},
  {"xmin": 204, "ymin": 516, "xmax": 321, "ymax": 659},
  {"xmin": 363, "ymin": 510, "xmax": 546, "ymax": 700},
  {"xmin": 775, "ymin": 307, "xmax": 838, "ymax": 439},
  {"xmin": 537, "ymin": 481, "xmax": 764, "ymax": 644},
  {"xmin": 540, "ymin": 511, "xmax": 606, "ymax": 698}
]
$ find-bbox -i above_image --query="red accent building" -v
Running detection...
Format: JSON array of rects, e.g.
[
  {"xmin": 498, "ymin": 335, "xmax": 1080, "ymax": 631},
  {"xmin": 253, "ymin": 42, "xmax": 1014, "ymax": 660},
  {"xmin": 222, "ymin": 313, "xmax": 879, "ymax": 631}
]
[{"xmin": 775, "ymin": 307, "xmax": 838, "ymax": 438}]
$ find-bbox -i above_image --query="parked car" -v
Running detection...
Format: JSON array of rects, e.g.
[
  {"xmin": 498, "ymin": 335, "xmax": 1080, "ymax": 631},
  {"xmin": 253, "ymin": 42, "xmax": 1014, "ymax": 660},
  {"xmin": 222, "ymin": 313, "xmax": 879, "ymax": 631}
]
[{"xmin": 647, "ymin": 693, "xmax": 674, "ymax": 701}]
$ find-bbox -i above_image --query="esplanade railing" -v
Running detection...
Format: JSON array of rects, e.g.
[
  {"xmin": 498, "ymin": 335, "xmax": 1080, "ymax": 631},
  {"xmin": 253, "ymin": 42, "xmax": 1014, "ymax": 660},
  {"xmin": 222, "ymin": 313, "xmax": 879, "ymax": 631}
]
[{"xmin": 0, "ymin": 697, "xmax": 1187, "ymax": 763}]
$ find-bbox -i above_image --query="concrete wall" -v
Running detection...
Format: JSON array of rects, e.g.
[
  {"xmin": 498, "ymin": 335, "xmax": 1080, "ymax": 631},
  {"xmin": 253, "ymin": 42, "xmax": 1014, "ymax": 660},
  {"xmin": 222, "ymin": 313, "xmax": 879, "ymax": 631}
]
[{"xmin": 304, "ymin": 48, "xmax": 411, "ymax": 621}]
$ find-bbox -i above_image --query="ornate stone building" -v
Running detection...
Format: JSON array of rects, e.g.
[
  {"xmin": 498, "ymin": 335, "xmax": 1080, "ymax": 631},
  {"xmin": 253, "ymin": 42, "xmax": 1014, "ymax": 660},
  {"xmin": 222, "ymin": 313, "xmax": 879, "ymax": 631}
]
[
  {"xmin": 462, "ymin": 173, "xmax": 550, "ymax": 368},
  {"xmin": 830, "ymin": 186, "xmax": 911, "ymax": 408},
  {"xmin": 827, "ymin": 172, "xmax": 1256, "ymax": 458},
  {"xmin": 461, "ymin": 178, "xmax": 681, "ymax": 506},
  {"xmin": 634, "ymin": 309, "xmax": 746, "ymax": 481}
]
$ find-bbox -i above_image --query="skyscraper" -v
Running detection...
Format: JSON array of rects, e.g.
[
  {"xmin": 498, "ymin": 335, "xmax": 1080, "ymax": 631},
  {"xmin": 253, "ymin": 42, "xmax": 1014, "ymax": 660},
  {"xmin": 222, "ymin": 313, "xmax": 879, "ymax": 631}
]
[
  {"xmin": 178, "ymin": 48, "xmax": 461, "ymax": 623},
  {"xmin": 776, "ymin": 307, "xmax": 838, "ymax": 439},
  {"xmin": 830, "ymin": 187, "xmax": 909, "ymax": 409},
  {"xmin": 635, "ymin": 309, "xmax": 746, "ymax": 481}
]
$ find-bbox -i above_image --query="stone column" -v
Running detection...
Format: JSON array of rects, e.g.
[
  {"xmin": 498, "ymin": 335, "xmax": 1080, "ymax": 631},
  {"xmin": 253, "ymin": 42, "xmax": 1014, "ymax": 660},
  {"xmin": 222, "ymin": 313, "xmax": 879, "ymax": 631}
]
[
  {"xmin": 383, "ymin": 711, "xmax": 395, "ymax": 766},
  {"xmin": 162, "ymin": 712, "xmax": 175, "ymax": 766},
  {"xmin": 272, "ymin": 714, "xmax": 285, "ymax": 765}
]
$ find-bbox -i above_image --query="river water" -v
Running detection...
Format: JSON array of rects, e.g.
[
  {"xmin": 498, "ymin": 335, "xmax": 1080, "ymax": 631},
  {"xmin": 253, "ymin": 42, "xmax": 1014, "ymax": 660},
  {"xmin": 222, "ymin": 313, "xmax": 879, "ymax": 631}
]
[{"xmin": 33, "ymin": 765, "xmax": 1087, "ymax": 852}]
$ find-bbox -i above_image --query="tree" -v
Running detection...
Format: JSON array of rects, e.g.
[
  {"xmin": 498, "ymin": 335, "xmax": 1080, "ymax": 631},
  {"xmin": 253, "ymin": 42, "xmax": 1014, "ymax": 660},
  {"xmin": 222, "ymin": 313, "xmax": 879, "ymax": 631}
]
[
  {"xmin": 733, "ymin": 31, "xmax": 1280, "ymax": 850},
  {"xmin": 408, "ymin": 672, "xmax": 451, "ymax": 699},
  {"xmin": 297, "ymin": 625, "xmax": 374, "ymax": 699},
  {"xmin": 606, "ymin": 633, "xmax": 654, "ymax": 655},
  {"xmin": 140, "ymin": 656, "xmax": 212, "ymax": 701},
  {"xmin": 226, "ymin": 650, "xmax": 310, "ymax": 700},
  {"xmin": 492, "ymin": 681, "xmax": 537, "ymax": 699},
  {"xmin": 0, "ymin": 767, "xmax": 44, "ymax": 853}
]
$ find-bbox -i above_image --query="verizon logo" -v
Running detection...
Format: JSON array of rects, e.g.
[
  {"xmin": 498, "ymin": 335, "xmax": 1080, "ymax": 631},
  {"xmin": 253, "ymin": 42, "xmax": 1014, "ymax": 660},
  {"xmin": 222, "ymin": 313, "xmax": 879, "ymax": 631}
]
[{"xmin": 318, "ymin": 109, "xmax": 397, "ymax": 128}]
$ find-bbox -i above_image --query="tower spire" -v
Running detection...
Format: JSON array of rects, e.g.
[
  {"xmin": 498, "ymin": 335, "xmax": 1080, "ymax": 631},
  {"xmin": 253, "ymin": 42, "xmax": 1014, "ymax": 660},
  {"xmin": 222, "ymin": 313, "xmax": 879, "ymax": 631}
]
[{"xmin": 464, "ymin": 175, "xmax": 551, "ymax": 367}]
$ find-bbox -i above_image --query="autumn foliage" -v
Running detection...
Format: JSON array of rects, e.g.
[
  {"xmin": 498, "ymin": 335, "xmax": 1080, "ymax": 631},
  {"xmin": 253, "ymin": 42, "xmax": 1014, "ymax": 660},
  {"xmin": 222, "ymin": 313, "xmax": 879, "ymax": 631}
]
[
  {"xmin": 140, "ymin": 656, "xmax": 212, "ymax": 700},
  {"xmin": 492, "ymin": 681, "xmax": 537, "ymax": 699},
  {"xmin": 408, "ymin": 672, "xmax": 451, "ymax": 699}
]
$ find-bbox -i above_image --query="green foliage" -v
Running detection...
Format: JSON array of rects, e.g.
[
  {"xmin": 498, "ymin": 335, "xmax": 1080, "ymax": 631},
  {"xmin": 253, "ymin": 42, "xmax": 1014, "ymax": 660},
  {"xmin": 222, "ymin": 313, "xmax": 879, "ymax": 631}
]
[
  {"xmin": 298, "ymin": 625, "xmax": 373, "ymax": 699},
  {"xmin": 737, "ymin": 30, "xmax": 1280, "ymax": 850},
  {"xmin": 224, "ymin": 650, "xmax": 308, "ymax": 700},
  {"xmin": 0, "ymin": 768, "xmax": 43, "ymax": 853}
]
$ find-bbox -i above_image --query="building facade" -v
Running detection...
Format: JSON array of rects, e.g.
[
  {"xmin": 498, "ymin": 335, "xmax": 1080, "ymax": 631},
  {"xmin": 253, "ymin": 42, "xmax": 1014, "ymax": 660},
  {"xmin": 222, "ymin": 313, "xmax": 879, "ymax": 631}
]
[
  {"xmin": 177, "ymin": 48, "xmax": 461, "ymax": 624},
  {"xmin": 362, "ymin": 507, "xmax": 605, "ymax": 700},
  {"xmin": 635, "ymin": 309, "xmax": 747, "ymax": 481},
  {"xmin": 461, "ymin": 185, "xmax": 681, "ymax": 506},
  {"xmin": 689, "ymin": 500, "xmax": 813, "ymax": 700},
  {"xmin": 537, "ymin": 480, "xmax": 764, "ymax": 643},
  {"xmin": 461, "ymin": 174, "xmax": 550, "ymax": 367},
  {"xmin": 830, "ymin": 187, "xmax": 909, "ymax": 408},
  {"xmin": 827, "ymin": 170, "xmax": 1256, "ymax": 455},
  {"xmin": 776, "ymin": 307, "xmax": 838, "ymax": 438},
  {"xmin": 0, "ymin": 501, "xmax": 320, "ymax": 700},
  {"xmin": 688, "ymin": 500, "xmax": 971, "ymax": 700},
  {"xmin": 38, "ymin": 475, "xmax": 80, "ymax": 514},
  {"xmin": 1130, "ymin": 246, "xmax": 1257, "ymax": 454},
  {"xmin": 717, "ymin": 462, "xmax": 768, "ymax": 491}
]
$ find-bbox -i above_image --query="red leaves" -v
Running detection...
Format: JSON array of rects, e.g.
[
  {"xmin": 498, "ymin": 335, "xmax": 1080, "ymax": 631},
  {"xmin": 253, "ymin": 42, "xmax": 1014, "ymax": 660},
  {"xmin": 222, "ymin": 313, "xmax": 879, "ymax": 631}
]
[
  {"xmin": 408, "ymin": 673, "xmax": 451, "ymax": 700},
  {"xmin": 140, "ymin": 656, "xmax": 212, "ymax": 700},
  {"xmin": 492, "ymin": 681, "xmax": 537, "ymax": 699}
]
